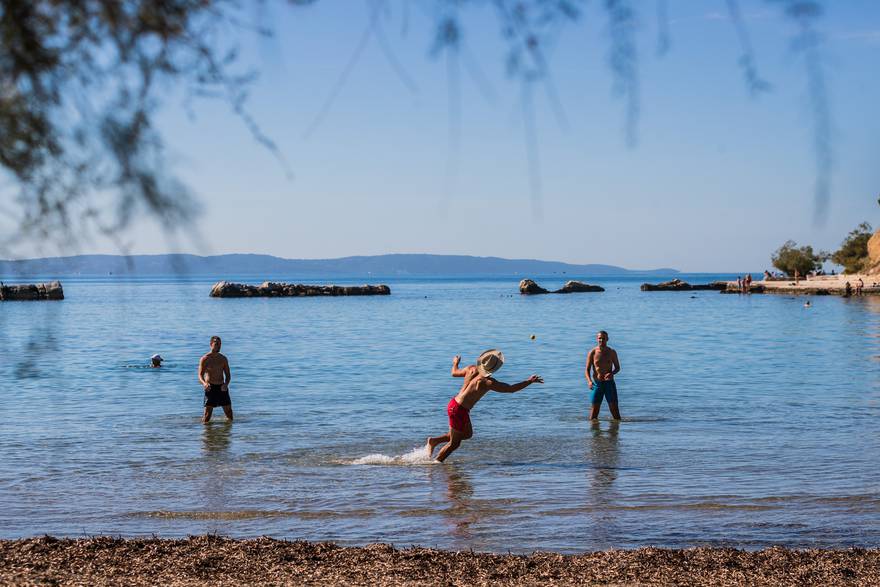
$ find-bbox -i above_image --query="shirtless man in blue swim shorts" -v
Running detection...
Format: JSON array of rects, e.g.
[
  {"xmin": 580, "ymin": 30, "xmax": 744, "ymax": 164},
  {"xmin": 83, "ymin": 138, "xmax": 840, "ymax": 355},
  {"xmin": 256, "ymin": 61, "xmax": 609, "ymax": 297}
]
[{"xmin": 585, "ymin": 330, "xmax": 621, "ymax": 420}]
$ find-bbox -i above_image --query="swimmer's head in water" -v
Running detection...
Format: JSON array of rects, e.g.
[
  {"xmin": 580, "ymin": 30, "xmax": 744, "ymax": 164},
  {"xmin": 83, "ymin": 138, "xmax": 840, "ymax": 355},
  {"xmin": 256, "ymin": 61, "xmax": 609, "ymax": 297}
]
[
  {"xmin": 150, "ymin": 354, "xmax": 163, "ymax": 367},
  {"xmin": 210, "ymin": 336, "xmax": 221, "ymax": 351}
]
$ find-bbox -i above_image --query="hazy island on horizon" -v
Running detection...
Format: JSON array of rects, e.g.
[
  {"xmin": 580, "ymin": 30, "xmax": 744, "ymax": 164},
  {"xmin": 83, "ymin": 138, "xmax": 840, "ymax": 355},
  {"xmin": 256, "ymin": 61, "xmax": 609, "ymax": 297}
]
[{"xmin": 0, "ymin": 253, "xmax": 679, "ymax": 278}]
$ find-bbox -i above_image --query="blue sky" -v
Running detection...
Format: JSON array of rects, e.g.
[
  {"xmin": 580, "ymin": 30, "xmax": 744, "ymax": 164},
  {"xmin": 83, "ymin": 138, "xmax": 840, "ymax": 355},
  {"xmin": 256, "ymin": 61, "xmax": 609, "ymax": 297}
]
[{"xmin": 58, "ymin": 1, "xmax": 880, "ymax": 271}]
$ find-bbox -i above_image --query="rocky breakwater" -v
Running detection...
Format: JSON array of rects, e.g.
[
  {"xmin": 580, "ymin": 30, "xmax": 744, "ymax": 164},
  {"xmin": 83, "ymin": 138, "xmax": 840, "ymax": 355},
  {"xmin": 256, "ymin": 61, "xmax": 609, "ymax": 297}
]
[
  {"xmin": 641, "ymin": 279, "xmax": 727, "ymax": 292},
  {"xmin": 0, "ymin": 281, "xmax": 64, "ymax": 301},
  {"xmin": 519, "ymin": 279, "xmax": 604, "ymax": 294},
  {"xmin": 210, "ymin": 281, "xmax": 391, "ymax": 298}
]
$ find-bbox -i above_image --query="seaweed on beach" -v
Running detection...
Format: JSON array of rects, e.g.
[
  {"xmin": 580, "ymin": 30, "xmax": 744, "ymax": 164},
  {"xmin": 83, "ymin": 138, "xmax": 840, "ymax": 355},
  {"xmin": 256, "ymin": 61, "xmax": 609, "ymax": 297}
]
[{"xmin": 1, "ymin": 536, "xmax": 878, "ymax": 586}]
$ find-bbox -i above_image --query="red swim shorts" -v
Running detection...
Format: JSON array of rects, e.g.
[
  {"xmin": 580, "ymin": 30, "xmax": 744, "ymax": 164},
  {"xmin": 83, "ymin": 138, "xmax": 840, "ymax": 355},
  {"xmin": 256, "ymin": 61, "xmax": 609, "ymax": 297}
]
[{"xmin": 447, "ymin": 397, "xmax": 471, "ymax": 432}]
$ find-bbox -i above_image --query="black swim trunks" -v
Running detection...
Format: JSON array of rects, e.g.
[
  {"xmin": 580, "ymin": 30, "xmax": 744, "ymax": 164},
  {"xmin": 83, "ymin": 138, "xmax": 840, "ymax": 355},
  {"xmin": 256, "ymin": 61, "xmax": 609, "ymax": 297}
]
[{"xmin": 204, "ymin": 384, "xmax": 231, "ymax": 408}]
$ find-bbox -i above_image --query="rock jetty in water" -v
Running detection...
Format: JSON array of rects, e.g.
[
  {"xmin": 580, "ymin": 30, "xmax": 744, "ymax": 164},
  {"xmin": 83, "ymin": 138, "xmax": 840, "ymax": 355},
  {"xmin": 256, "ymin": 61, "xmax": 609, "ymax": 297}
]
[
  {"xmin": 210, "ymin": 281, "xmax": 390, "ymax": 298},
  {"xmin": 519, "ymin": 279, "xmax": 604, "ymax": 295},
  {"xmin": 0, "ymin": 281, "xmax": 64, "ymax": 301},
  {"xmin": 641, "ymin": 279, "xmax": 727, "ymax": 292}
]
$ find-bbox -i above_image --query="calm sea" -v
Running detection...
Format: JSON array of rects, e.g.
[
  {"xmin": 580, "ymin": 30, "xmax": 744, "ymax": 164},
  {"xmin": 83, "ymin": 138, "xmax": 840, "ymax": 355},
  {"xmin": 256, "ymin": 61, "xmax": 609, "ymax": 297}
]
[{"xmin": 1, "ymin": 274, "xmax": 878, "ymax": 553}]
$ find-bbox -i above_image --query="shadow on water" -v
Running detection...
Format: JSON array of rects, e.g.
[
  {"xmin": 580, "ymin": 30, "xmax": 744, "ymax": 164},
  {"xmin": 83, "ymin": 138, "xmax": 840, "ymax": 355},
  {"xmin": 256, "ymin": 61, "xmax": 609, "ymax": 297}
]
[
  {"xmin": 861, "ymin": 295, "xmax": 880, "ymax": 316},
  {"xmin": 588, "ymin": 420, "xmax": 620, "ymax": 493},
  {"xmin": 585, "ymin": 420, "xmax": 620, "ymax": 547},
  {"xmin": 9, "ymin": 304, "xmax": 60, "ymax": 380},
  {"xmin": 202, "ymin": 421, "xmax": 233, "ymax": 455},
  {"xmin": 197, "ymin": 422, "xmax": 235, "ymax": 530},
  {"xmin": 431, "ymin": 464, "xmax": 477, "ymax": 541}
]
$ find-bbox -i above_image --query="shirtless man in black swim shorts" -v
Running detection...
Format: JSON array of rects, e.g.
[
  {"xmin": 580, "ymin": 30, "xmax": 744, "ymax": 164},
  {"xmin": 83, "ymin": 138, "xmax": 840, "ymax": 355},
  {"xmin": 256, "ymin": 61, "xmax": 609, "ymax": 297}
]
[{"xmin": 198, "ymin": 336, "xmax": 233, "ymax": 423}]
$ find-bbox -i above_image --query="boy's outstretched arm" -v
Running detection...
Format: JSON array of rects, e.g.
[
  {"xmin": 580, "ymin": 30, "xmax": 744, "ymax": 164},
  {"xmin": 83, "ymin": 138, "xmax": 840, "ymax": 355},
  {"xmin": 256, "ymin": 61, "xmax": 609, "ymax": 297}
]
[
  {"xmin": 489, "ymin": 375, "xmax": 544, "ymax": 393},
  {"xmin": 451, "ymin": 355, "xmax": 469, "ymax": 377}
]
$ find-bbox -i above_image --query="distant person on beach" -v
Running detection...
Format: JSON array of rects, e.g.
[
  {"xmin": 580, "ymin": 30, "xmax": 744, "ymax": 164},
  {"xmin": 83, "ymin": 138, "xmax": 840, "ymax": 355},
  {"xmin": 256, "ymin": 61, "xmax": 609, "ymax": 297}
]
[
  {"xmin": 744, "ymin": 274, "xmax": 752, "ymax": 293},
  {"xmin": 426, "ymin": 350, "xmax": 543, "ymax": 462},
  {"xmin": 736, "ymin": 276, "xmax": 742, "ymax": 292},
  {"xmin": 585, "ymin": 331, "xmax": 621, "ymax": 420},
  {"xmin": 794, "ymin": 269, "xmax": 800, "ymax": 286},
  {"xmin": 198, "ymin": 336, "xmax": 233, "ymax": 422},
  {"xmin": 844, "ymin": 281, "xmax": 852, "ymax": 298},
  {"xmin": 150, "ymin": 354, "xmax": 163, "ymax": 368},
  {"xmin": 857, "ymin": 278, "xmax": 864, "ymax": 296}
]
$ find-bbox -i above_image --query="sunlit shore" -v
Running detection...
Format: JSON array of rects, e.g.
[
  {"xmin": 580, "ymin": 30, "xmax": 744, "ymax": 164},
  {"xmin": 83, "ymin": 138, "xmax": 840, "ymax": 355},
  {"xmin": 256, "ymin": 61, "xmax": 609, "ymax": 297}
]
[
  {"xmin": 729, "ymin": 274, "xmax": 880, "ymax": 295},
  {"xmin": 2, "ymin": 536, "xmax": 878, "ymax": 586}
]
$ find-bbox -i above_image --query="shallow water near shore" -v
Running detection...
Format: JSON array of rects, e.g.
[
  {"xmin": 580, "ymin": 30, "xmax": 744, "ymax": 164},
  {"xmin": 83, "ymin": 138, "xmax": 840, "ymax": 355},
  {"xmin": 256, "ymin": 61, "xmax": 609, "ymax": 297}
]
[{"xmin": 1, "ymin": 274, "xmax": 879, "ymax": 553}]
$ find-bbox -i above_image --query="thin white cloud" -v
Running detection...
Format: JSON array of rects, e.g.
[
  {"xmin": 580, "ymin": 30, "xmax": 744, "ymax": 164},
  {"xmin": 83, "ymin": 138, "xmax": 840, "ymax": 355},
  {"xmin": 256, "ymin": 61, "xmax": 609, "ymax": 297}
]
[
  {"xmin": 670, "ymin": 9, "xmax": 774, "ymax": 25},
  {"xmin": 833, "ymin": 30, "xmax": 880, "ymax": 45}
]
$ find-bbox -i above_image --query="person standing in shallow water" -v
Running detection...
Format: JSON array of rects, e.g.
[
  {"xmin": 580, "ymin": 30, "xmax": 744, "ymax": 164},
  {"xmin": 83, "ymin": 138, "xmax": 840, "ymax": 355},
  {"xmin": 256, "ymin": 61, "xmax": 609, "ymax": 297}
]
[
  {"xmin": 198, "ymin": 336, "xmax": 233, "ymax": 422},
  {"xmin": 585, "ymin": 331, "xmax": 621, "ymax": 420},
  {"xmin": 426, "ymin": 350, "xmax": 543, "ymax": 462}
]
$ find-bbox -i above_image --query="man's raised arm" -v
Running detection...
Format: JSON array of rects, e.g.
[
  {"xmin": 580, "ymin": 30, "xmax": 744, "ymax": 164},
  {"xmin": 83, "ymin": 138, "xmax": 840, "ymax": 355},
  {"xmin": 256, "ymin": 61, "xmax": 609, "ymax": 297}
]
[
  {"xmin": 451, "ymin": 355, "xmax": 469, "ymax": 377},
  {"xmin": 489, "ymin": 375, "xmax": 544, "ymax": 393}
]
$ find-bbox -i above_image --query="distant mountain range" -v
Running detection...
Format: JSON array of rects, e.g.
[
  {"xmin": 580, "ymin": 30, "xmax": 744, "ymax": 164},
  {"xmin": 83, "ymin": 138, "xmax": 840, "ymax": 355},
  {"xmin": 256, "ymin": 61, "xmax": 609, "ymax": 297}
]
[{"xmin": 0, "ymin": 254, "xmax": 678, "ymax": 277}]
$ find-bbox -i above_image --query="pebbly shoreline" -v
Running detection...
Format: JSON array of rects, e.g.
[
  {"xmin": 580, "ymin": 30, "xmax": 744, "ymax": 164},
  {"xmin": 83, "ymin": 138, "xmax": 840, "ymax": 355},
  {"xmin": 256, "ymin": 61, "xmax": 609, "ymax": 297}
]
[{"xmin": 1, "ymin": 536, "xmax": 878, "ymax": 586}]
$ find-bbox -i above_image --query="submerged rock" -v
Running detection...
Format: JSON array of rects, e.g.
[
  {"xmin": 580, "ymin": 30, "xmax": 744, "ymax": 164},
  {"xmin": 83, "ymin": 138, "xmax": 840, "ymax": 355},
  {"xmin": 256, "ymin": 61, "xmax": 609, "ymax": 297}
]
[
  {"xmin": 210, "ymin": 281, "xmax": 390, "ymax": 298},
  {"xmin": 0, "ymin": 281, "xmax": 64, "ymax": 301}
]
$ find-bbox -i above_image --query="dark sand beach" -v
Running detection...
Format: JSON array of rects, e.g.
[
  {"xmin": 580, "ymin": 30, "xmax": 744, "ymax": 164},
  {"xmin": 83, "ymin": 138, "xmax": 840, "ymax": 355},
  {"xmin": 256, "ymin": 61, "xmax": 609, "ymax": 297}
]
[{"xmin": 1, "ymin": 536, "xmax": 878, "ymax": 586}]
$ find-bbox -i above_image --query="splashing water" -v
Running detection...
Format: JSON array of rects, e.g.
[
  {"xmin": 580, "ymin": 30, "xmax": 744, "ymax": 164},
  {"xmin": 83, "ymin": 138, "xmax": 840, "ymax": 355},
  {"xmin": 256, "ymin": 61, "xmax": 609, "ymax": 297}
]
[{"xmin": 351, "ymin": 446, "xmax": 437, "ymax": 466}]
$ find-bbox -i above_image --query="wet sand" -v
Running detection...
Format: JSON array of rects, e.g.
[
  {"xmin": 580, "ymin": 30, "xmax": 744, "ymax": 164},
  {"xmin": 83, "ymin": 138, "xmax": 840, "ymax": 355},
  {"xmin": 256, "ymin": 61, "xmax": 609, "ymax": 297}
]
[{"xmin": 1, "ymin": 536, "xmax": 878, "ymax": 586}]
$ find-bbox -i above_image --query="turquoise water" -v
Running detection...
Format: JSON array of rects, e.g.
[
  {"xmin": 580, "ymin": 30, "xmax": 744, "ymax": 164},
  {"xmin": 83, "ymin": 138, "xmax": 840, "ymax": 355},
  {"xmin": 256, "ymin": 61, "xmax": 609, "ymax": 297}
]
[{"xmin": 1, "ymin": 275, "xmax": 879, "ymax": 553}]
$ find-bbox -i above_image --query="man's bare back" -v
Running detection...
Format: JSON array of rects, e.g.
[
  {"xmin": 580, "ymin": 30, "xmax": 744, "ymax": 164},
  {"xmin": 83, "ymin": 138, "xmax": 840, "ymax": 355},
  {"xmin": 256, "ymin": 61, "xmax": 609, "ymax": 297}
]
[{"xmin": 453, "ymin": 374, "xmax": 499, "ymax": 410}]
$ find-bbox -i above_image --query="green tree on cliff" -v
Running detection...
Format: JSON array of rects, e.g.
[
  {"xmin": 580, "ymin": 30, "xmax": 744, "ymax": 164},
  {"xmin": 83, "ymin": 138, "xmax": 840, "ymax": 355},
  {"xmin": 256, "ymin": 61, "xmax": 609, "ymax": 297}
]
[
  {"xmin": 831, "ymin": 222, "xmax": 872, "ymax": 274},
  {"xmin": 771, "ymin": 240, "xmax": 828, "ymax": 277}
]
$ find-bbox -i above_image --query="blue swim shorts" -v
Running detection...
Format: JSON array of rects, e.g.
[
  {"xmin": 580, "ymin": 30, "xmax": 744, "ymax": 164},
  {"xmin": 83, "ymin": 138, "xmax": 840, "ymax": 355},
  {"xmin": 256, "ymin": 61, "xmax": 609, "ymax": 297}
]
[{"xmin": 590, "ymin": 380, "xmax": 618, "ymax": 406}]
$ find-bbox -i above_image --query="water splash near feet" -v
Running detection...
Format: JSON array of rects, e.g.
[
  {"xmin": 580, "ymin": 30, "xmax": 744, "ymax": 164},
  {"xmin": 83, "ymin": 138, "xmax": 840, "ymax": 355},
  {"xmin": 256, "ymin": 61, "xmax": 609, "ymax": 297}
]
[{"xmin": 351, "ymin": 445, "xmax": 437, "ymax": 466}]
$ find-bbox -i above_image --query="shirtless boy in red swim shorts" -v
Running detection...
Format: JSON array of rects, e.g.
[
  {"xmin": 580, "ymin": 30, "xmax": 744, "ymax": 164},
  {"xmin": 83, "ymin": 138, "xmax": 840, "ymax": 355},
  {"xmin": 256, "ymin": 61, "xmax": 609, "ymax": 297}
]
[{"xmin": 426, "ymin": 349, "xmax": 543, "ymax": 463}]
